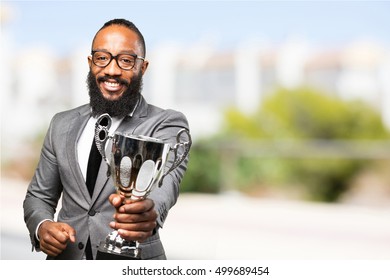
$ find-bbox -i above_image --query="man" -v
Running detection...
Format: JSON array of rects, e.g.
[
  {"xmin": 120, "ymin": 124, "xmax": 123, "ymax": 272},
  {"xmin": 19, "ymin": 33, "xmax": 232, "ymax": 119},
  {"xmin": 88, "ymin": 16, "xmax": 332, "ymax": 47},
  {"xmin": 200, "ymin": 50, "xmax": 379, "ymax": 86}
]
[{"xmin": 23, "ymin": 19, "xmax": 190, "ymax": 260}]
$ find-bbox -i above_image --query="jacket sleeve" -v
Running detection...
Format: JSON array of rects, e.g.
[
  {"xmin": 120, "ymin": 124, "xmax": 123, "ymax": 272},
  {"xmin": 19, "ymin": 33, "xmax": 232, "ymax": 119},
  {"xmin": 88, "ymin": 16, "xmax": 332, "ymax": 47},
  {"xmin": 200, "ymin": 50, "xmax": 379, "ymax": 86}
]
[
  {"xmin": 23, "ymin": 114, "xmax": 63, "ymax": 250},
  {"xmin": 146, "ymin": 109, "xmax": 191, "ymax": 229}
]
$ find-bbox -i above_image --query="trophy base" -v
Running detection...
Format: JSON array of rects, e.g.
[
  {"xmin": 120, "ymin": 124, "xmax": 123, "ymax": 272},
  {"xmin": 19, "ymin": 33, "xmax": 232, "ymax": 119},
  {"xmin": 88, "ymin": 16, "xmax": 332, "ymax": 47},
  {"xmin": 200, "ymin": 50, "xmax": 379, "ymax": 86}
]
[{"xmin": 96, "ymin": 241, "xmax": 141, "ymax": 260}]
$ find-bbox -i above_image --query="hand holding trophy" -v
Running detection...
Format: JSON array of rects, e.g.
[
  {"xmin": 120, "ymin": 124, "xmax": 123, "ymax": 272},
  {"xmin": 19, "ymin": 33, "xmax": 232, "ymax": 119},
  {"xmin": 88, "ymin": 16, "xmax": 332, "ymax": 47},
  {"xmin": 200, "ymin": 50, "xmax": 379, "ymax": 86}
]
[{"xmin": 94, "ymin": 113, "xmax": 192, "ymax": 259}]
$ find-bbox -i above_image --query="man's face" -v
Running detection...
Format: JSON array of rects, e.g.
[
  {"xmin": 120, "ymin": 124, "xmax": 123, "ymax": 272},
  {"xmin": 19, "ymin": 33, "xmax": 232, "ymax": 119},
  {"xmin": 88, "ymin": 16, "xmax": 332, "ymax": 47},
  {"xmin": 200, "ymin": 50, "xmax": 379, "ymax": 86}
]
[{"xmin": 87, "ymin": 25, "xmax": 148, "ymax": 117}]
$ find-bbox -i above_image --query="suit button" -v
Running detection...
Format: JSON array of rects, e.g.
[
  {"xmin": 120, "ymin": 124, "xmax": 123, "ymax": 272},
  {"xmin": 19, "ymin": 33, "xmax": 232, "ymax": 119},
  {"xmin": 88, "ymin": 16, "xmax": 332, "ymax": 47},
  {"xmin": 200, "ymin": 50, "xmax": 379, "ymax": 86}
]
[
  {"xmin": 88, "ymin": 209, "xmax": 96, "ymax": 216},
  {"xmin": 78, "ymin": 242, "xmax": 84, "ymax": 250}
]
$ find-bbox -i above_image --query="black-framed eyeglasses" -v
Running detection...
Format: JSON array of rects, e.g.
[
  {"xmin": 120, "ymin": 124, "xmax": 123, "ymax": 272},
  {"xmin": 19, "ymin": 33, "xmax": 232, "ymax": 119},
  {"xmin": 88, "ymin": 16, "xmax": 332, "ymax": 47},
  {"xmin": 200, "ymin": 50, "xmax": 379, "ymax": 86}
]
[{"xmin": 91, "ymin": 50, "xmax": 145, "ymax": 70}]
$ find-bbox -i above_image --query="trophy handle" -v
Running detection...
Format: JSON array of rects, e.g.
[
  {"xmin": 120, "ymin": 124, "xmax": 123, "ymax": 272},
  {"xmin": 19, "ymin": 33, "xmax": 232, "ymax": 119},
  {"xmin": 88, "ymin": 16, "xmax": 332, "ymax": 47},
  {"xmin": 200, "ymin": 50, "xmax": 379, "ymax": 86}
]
[
  {"xmin": 160, "ymin": 128, "xmax": 192, "ymax": 186},
  {"xmin": 95, "ymin": 113, "xmax": 113, "ymax": 174}
]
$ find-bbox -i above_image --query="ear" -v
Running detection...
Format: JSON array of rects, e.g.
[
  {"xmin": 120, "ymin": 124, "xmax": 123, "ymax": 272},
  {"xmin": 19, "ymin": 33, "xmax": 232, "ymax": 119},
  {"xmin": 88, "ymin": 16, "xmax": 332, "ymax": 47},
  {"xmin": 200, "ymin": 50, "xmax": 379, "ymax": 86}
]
[
  {"xmin": 141, "ymin": 60, "xmax": 149, "ymax": 75},
  {"xmin": 88, "ymin": 56, "xmax": 92, "ymax": 68}
]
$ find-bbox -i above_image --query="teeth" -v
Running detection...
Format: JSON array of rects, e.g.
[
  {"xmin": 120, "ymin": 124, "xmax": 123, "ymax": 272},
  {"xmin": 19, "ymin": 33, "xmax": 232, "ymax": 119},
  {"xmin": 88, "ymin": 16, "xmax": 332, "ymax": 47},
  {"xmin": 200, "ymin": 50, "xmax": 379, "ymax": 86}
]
[{"xmin": 105, "ymin": 81, "xmax": 120, "ymax": 87}]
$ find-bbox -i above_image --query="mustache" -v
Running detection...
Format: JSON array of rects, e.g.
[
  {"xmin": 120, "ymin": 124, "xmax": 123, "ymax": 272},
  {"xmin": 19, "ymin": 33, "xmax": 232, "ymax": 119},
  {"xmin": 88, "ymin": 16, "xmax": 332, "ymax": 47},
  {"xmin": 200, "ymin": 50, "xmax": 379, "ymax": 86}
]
[{"xmin": 97, "ymin": 75, "xmax": 130, "ymax": 87}]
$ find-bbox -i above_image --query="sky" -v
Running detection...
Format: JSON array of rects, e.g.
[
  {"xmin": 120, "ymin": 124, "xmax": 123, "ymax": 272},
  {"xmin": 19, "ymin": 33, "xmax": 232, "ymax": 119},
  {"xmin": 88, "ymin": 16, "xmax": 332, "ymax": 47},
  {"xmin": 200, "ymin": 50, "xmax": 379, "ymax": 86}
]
[{"xmin": 2, "ymin": 0, "xmax": 390, "ymax": 56}]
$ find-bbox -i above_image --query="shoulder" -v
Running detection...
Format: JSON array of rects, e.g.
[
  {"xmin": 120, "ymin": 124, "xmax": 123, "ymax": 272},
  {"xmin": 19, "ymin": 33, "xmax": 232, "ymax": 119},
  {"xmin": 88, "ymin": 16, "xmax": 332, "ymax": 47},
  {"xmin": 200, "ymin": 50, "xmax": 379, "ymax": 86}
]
[
  {"xmin": 149, "ymin": 104, "xmax": 187, "ymax": 121},
  {"xmin": 130, "ymin": 98, "xmax": 190, "ymax": 138},
  {"xmin": 140, "ymin": 97, "xmax": 186, "ymax": 121},
  {"xmin": 146, "ymin": 103, "xmax": 189, "ymax": 129},
  {"xmin": 50, "ymin": 104, "xmax": 90, "ymax": 124}
]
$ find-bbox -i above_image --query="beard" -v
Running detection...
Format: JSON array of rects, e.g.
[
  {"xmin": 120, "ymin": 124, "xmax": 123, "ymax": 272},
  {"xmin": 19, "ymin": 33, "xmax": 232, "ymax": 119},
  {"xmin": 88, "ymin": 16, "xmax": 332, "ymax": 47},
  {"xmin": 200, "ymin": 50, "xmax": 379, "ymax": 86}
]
[{"xmin": 87, "ymin": 70, "xmax": 143, "ymax": 118}]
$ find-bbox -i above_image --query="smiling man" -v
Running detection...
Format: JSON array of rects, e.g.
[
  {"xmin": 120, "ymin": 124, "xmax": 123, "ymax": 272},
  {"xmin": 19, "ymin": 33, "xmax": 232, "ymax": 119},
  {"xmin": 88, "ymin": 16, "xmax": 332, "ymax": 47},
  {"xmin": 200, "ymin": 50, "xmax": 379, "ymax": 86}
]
[
  {"xmin": 87, "ymin": 22, "xmax": 147, "ymax": 118},
  {"xmin": 23, "ymin": 19, "xmax": 191, "ymax": 260}
]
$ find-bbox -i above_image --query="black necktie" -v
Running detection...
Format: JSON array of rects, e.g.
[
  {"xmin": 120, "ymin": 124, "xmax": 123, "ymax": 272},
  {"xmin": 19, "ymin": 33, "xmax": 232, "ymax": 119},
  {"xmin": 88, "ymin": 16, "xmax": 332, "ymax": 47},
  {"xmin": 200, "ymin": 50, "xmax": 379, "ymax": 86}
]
[
  {"xmin": 85, "ymin": 138, "xmax": 102, "ymax": 260},
  {"xmin": 86, "ymin": 138, "xmax": 102, "ymax": 197}
]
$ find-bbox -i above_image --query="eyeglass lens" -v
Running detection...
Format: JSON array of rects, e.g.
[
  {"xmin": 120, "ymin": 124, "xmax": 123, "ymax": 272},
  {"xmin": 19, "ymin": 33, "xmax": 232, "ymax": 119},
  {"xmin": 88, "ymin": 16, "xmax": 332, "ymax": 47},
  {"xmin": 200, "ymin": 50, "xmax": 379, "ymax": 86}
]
[{"xmin": 93, "ymin": 51, "xmax": 136, "ymax": 70}]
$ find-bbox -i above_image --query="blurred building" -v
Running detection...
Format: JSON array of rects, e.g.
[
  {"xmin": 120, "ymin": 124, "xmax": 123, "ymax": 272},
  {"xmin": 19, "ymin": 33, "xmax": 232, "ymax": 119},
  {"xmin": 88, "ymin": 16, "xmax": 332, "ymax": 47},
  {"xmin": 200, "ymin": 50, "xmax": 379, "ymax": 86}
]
[
  {"xmin": 2, "ymin": 11, "xmax": 390, "ymax": 161},
  {"xmin": 145, "ymin": 38, "xmax": 390, "ymax": 140}
]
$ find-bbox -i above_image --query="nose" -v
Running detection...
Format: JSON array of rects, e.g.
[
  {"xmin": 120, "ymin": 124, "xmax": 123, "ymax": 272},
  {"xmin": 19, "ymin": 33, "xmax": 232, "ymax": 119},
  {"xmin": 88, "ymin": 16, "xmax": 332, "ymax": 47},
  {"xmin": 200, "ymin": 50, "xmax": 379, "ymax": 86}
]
[{"xmin": 103, "ymin": 58, "xmax": 122, "ymax": 76}]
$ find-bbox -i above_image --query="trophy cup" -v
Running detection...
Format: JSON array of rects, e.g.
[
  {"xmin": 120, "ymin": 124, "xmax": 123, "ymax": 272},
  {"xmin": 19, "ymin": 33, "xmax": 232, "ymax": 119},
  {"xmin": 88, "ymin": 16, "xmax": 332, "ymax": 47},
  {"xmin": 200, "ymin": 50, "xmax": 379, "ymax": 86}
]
[{"xmin": 94, "ymin": 113, "xmax": 191, "ymax": 260}]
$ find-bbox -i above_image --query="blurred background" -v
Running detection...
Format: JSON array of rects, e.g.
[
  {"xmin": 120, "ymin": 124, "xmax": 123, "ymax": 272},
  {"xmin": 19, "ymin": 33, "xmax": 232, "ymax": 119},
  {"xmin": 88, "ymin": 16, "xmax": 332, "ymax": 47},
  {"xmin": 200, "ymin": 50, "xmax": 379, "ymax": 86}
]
[{"xmin": 1, "ymin": 0, "xmax": 390, "ymax": 260}]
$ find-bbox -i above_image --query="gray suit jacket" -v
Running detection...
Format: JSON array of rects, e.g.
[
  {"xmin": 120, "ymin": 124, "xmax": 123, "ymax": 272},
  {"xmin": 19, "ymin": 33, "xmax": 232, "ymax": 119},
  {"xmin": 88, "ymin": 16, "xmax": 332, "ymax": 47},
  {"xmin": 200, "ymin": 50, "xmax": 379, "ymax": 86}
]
[{"xmin": 23, "ymin": 96, "xmax": 190, "ymax": 260}]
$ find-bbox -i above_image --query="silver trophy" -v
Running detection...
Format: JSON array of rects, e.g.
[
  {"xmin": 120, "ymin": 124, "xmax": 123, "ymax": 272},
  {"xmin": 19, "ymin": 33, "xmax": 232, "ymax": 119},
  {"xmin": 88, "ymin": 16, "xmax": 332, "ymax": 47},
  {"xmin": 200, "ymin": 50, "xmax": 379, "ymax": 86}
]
[{"xmin": 94, "ymin": 113, "xmax": 191, "ymax": 259}]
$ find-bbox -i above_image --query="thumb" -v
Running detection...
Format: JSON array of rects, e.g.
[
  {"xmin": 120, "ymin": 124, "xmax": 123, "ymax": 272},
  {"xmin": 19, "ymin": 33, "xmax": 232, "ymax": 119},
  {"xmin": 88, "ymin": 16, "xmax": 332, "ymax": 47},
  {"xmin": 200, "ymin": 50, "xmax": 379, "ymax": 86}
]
[{"xmin": 110, "ymin": 193, "xmax": 124, "ymax": 207}]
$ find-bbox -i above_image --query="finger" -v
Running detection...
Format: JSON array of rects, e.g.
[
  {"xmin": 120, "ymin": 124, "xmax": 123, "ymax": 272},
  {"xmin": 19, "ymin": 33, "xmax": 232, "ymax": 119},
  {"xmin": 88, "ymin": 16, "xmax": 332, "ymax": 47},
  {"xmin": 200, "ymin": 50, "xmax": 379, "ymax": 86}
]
[
  {"xmin": 62, "ymin": 225, "xmax": 76, "ymax": 243},
  {"xmin": 40, "ymin": 228, "xmax": 69, "ymax": 246},
  {"xmin": 41, "ymin": 242, "xmax": 64, "ymax": 257},
  {"xmin": 114, "ymin": 210, "xmax": 157, "ymax": 224},
  {"xmin": 43, "ymin": 236, "xmax": 68, "ymax": 251},
  {"xmin": 40, "ymin": 234, "xmax": 68, "ymax": 256},
  {"xmin": 117, "ymin": 228, "xmax": 153, "ymax": 243},
  {"xmin": 118, "ymin": 199, "xmax": 154, "ymax": 214},
  {"xmin": 62, "ymin": 230, "xmax": 76, "ymax": 243},
  {"xmin": 111, "ymin": 220, "xmax": 157, "ymax": 232},
  {"xmin": 56, "ymin": 228, "xmax": 74, "ymax": 244}
]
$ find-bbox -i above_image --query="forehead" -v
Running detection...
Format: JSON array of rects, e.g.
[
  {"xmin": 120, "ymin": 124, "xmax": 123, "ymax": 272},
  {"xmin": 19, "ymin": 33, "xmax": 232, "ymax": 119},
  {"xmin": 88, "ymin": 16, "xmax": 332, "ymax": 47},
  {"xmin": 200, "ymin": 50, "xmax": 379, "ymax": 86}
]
[{"xmin": 92, "ymin": 25, "xmax": 142, "ymax": 54}]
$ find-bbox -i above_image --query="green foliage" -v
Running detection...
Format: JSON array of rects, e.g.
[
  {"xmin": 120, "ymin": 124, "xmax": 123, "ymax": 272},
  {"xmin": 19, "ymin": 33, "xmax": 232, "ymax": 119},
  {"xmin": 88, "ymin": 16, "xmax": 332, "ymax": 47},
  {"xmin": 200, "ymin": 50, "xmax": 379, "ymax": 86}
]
[
  {"xmin": 180, "ymin": 141, "xmax": 221, "ymax": 193},
  {"xmin": 183, "ymin": 87, "xmax": 390, "ymax": 202},
  {"xmin": 287, "ymin": 158, "xmax": 366, "ymax": 202},
  {"xmin": 224, "ymin": 87, "xmax": 389, "ymax": 140},
  {"xmin": 222, "ymin": 87, "xmax": 390, "ymax": 202}
]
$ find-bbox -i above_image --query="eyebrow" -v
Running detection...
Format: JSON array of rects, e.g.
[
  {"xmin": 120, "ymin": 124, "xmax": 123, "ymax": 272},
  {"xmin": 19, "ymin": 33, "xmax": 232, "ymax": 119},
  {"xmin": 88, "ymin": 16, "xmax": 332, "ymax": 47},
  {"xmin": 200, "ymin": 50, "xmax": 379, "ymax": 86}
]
[{"xmin": 92, "ymin": 48, "xmax": 138, "ymax": 55}]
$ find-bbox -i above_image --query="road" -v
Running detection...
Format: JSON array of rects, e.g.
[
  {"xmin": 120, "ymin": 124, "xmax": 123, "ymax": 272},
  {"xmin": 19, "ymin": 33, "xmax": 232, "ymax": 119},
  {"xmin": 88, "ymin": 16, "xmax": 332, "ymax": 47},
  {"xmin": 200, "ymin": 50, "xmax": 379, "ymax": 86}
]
[{"xmin": 1, "ymin": 177, "xmax": 390, "ymax": 260}]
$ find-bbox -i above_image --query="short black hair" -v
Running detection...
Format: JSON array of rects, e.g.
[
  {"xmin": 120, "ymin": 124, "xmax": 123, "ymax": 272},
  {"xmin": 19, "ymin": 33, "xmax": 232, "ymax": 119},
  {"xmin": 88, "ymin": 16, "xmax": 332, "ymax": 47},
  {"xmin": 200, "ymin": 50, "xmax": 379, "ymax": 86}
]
[{"xmin": 92, "ymin": 18, "xmax": 146, "ymax": 57}]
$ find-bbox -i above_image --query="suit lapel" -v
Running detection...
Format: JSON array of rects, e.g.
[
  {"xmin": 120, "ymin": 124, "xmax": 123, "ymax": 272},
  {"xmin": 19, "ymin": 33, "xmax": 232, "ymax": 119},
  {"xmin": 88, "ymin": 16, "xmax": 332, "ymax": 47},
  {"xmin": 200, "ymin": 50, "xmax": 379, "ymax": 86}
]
[
  {"xmin": 116, "ymin": 96, "xmax": 148, "ymax": 133},
  {"xmin": 66, "ymin": 106, "xmax": 93, "ymax": 204}
]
